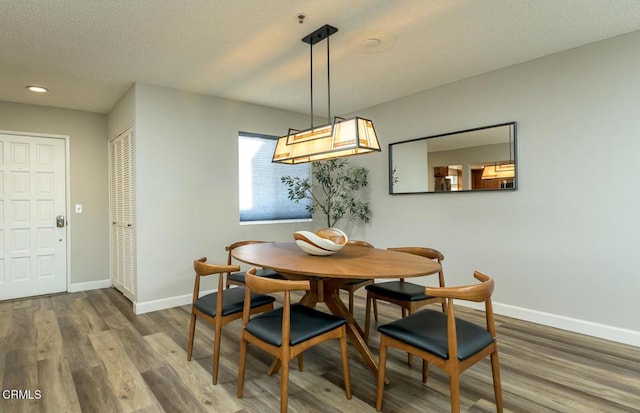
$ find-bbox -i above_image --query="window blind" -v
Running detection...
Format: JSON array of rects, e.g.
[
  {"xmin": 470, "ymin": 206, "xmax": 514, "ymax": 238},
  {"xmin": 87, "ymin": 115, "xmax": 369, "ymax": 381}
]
[{"xmin": 239, "ymin": 133, "xmax": 311, "ymax": 222}]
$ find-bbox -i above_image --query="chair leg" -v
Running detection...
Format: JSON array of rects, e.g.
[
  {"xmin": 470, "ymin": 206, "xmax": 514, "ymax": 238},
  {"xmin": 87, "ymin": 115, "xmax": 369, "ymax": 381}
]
[
  {"xmin": 237, "ymin": 338, "xmax": 248, "ymax": 398},
  {"xmin": 297, "ymin": 354, "xmax": 304, "ymax": 372},
  {"xmin": 406, "ymin": 307, "xmax": 414, "ymax": 367},
  {"xmin": 375, "ymin": 337, "xmax": 389, "ymax": 412},
  {"xmin": 348, "ymin": 290, "xmax": 355, "ymax": 314},
  {"xmin": 187, "ymin": 313, "xmax": 196, "ymax": 360},
  {"xmin": 280, "ymin": 356, "xmax": 290, "ymax": 413},
  {"xmin": 449, "ymin": 373, "xmax": 461, "ymax": 413},
  {"xmin": 373, "ymin": 298, "xmax": 378, "ymax": 322},
  {"xmin": 364, "ymin": 294, "xmax": 372, "ymax": 343},
  {"xmin": 339, "ymin": 328, "xmax": 352, "ymax": 399},
  {"xmin": 268, "ymin": 359, "xmax": 281, "ymax": 376},
  {"xmin": 422, "ymin": 359, "xmax": 429, "ymax": 383},
  {"xmin": 212, "ymin": 324, "xmax": 222, "ymax": 384},
  {"xmin": 491, "ymin": 351, "xmax": 504, "ymax": 412}
]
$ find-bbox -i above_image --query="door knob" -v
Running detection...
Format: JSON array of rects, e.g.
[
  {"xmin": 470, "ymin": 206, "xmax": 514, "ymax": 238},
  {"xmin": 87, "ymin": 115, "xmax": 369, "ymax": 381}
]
[{"xmin": 56, "ymin": 215, "xmax": 65, "ymax": 228}]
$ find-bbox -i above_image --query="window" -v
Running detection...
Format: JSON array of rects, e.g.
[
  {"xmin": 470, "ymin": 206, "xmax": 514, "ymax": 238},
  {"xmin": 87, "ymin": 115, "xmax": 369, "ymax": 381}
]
[{"xmin": 238, "ymin": 132, "xmax": 311, "ymax": 223}]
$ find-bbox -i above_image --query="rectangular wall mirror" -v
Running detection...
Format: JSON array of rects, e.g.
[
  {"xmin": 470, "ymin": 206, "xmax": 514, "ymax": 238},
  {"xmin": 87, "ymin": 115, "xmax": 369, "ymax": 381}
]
[{"xmin": 389, "ymin": 122, "xmax": 517, "ymax": 194}]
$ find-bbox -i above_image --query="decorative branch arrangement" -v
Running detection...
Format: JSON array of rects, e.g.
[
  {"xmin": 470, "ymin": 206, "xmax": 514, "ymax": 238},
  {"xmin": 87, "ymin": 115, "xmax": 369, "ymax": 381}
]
[{"xmin": 281, "ymin": 159, "xmax": 371, "ymax": 228}]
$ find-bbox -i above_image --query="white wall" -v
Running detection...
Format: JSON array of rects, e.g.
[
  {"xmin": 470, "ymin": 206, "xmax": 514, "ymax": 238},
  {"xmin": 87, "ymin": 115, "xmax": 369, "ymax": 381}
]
[
  {"xmin": 129, "ymin": 84, "xmax": 314, "ymax": 309},
  {"xmin": 107, "ymin": 85, "xmax": 135, "ymax": 138},
  {"xmin": 346, "ymin": 31, "xmax": 640, "ymax": 345}
]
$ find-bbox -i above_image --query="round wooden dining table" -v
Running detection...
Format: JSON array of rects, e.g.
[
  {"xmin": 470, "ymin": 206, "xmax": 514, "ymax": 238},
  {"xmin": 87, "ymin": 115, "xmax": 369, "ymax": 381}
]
[{"xmin": 231, "ymin": 241, "xmax": 441, "ymax": 380}]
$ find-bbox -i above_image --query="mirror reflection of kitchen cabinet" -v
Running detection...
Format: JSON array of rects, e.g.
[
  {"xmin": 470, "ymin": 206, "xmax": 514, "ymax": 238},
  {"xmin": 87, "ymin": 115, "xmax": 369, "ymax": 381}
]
[
  {"xmin": 433, "ymin": 166, "xmax": 448, "ymax": 177},
  {"xmin": 471, "ymin": 168, "xmax": 513, "ymax": 190}
]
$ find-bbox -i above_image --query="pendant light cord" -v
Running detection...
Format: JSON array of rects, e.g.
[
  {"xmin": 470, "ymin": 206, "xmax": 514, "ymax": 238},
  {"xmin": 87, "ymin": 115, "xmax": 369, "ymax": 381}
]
[
  {"xmin": 310, "ymin": 42, "xmax": 314, "ymax": 128},
  {"xmin": 327, "ymin": 33, "xmax": 331, "ymax": 122},
  {"xmin": 309, "ymin": 27, "xmax": 333, "ymax": 128}
]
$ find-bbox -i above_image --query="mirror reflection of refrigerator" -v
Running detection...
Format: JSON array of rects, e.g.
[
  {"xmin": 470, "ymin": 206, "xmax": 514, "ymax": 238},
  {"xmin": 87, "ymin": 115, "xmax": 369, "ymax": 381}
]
[
  {"xmin": 435, "ymin": 177, "xmax": 451, "ymax": 192},
  {"xmin": 433, "ymin": 166, "xmax": 451, "ymax": 192}
]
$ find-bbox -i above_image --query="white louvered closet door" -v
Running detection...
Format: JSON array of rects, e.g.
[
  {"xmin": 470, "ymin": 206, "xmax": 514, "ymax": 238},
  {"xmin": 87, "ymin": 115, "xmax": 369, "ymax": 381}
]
[{"xmin": 109, "ymin": 127, "xmax": 136, "ymax": 301}]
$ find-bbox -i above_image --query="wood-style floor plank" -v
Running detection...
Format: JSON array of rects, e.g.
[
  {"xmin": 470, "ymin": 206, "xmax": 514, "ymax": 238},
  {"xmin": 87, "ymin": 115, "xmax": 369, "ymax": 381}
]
[
  {"xmin": 143, "ymin": 331, "xmax": 244, "ymax": 411},
  {"xmin": 141, "ymin": 365, "xmax": 208, "ymax": 413},
  {"xmin": 34, "ymin": 309, "xmax": 62, "ymax": 362},
  {"xmin": 102, "ymin": 311, "xmax": 164, "ymax": 373},
  {"xmin": 102, "ymin": 288, "xmax": 156, "ymax": 336},
  {"xmin": 72, "ymin": 365, "xmax": 123, "ymax": 413},
  {"xmin": 56, "ymin": 313, "xmax": 103, "ymax": 373},
  {"xmin": 1, "ymin": 287, "xmax": 639, "ymax": 413},
  {"xmin": 34, "ymin": 309, "xmax": 81, "ymax": 413},
  {"xmin": 0, "ymin": 301, "xmax": 12, "ymax": 339},
  {"xmin": 36, "ymin": 358, "xmax": 81, "ymax": 413},
  {"xmin": 2, "ymin": 348, "xmax": 41, "ymax": 413},
  {"xmin": 88, "ymin": 330, "xmax": 162, "ymax": 412},
  {"xmin": 84, "ymin": 289, "xmax": 119, "ymax": 319},
  {"xmin": 68, "ymin": 295, "xmax": 110, "ymax": 333}
]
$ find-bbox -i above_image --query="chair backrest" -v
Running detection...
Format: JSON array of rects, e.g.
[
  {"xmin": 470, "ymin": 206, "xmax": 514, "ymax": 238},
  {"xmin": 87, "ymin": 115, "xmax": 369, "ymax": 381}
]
[
  {"xmin": 387, "ymin": 247, "xmax": 445, "ymax": 285},
  {"xmin": 424, "ymin": 271, "xmax": 496, "ymax": 359},
  {"xmin": 193, "ymin": 257, "xmax": 240, "ymax": 313},
  {"xmin": 242, "ymin": 268, "xmax": 310, "ymax": 347},
  {"xmin": 387, "ymin": 246, "xmax": 444, "ymax": 262},
  {"xmin": 347, "ymin": 240, "xmax": 374, "ymax": 248},
  {"xmin": 225, "ymin": 240, "xmax": 275, "ymax": 264}
]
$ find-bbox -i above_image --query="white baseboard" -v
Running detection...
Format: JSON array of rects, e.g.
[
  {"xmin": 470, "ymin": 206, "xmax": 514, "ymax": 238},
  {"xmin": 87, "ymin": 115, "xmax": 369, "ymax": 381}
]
[
  {"xmin": 133, "ymin": 290, "xmax": 639, "ymax": 347},
  {"xmin": 133, "ymin": 289, "xmax": 215, "ymax": 315},
  {"xmin": 68, "ymin": 279, "xmax": 111, "ymax": 293},
  {"xmin": 457, "ymin": 301, "xmax": 640, "ymax": 347}
]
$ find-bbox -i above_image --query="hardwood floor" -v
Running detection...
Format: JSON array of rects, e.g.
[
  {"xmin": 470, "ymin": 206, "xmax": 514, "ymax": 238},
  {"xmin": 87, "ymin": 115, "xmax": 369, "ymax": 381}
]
[{"xmin": 1, "ymin": 287, "xmax": 639, "ymax": 412}]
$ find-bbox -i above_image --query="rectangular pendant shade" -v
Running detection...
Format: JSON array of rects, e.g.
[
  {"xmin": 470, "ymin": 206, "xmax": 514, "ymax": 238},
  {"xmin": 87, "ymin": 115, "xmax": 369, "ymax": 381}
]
[
  {"xmin": 481, "ymin": 163, "xmax": 515, "ymax": 180},
  {"xmin": 272, "ymin": 116, "xmax": 381, "ymax": 164}
]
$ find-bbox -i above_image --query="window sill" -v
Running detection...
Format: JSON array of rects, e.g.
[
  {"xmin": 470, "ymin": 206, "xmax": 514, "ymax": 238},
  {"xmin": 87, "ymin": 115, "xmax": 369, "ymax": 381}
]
[{"xmin": 239, "ymin": 218, "xmax": 312, "ymax": 226}]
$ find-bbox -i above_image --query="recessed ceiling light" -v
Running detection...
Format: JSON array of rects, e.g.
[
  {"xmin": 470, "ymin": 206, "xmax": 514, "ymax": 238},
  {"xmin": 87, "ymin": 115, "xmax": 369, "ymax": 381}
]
[
  {"xmin": 26, "ymin": 85, "xmax": 49, "ymax": 93},
  {"xmin": 361, "ymin": 38, "xmax": 382, "ymax": 49},
  {"xmin": 347, "ymin": 31, "xmax": 395, "ymax": 54}
]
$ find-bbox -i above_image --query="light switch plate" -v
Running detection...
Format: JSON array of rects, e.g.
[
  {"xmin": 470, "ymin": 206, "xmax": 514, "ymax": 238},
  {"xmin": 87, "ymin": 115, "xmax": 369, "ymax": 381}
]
[{"xmin": 75, "ymin": 204, "xmax": 83, "ymax": 213}]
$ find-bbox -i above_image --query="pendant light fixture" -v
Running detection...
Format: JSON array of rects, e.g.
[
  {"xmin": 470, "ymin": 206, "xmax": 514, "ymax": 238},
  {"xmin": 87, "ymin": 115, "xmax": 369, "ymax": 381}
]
[
  {"xmin": 480, "ymin": 163, "xmax": 515, "ymax": 180},
  {"xmin": 272, "ymin": 24, "xmax": 381, "ymax": 164}
]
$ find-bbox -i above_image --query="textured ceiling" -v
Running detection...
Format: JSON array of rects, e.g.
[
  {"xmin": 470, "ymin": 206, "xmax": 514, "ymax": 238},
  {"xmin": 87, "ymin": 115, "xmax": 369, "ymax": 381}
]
[{"xmin": 1, "ymin": 0, "xmax": 640, "ymax": 115}]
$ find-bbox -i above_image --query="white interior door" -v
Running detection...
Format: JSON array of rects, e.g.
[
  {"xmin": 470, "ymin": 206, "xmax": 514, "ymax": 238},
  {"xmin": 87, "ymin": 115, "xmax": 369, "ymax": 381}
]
[{"xmin": 0, "ymin": 133, "xmax": 67, "ymax": 300}]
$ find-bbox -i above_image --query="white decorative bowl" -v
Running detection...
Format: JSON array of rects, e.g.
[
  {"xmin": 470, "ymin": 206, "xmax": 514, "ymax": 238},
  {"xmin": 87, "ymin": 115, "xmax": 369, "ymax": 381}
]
[{"xmin": 293, "ymin": 228, "xmax": 348, "ymax": 256}]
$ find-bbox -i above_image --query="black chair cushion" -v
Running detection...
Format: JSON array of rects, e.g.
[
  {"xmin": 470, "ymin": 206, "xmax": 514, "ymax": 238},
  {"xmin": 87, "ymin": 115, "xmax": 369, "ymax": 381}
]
[
  {"xmin": 378, "ymin": 309, "xmax": 494, "ymax": 360},
  {"xmin": 365, "ymin": 281, "xmax": 435, "ymax": 302},
  {"xmin": 229, "ymin": 268, "xmax": 285, "ymax": 284},
  {"xmin": 194, "ymin": 287, "xmax": 275, "ymax": 318},
  {"xmin": 245, "ymin": 303, "xmax": 347, "ymax": 347}
]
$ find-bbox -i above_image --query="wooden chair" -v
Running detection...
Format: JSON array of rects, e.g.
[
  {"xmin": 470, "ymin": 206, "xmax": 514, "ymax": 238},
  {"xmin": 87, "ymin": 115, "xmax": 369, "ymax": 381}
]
[
  {"xmin": 237, "ymin": 268, "xmax": 352, "ymax": 413},
  {"xmin": 187, "ymin": 257, "xmax": 276, "ymax": 384},
  {"xmin": 375, "ymin": 271, "xmax": 503, "ymax": 413},
  {"xmin": 225, "ymin": 240, "xmax": 284, "ymax": 288},
  {"xmin": 365, "ymin": 247, "xmax": 446, "ymax": 368},
  {"xmin": 339, "ymin": 240, "xmax": 378, "ymax": 317}
]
